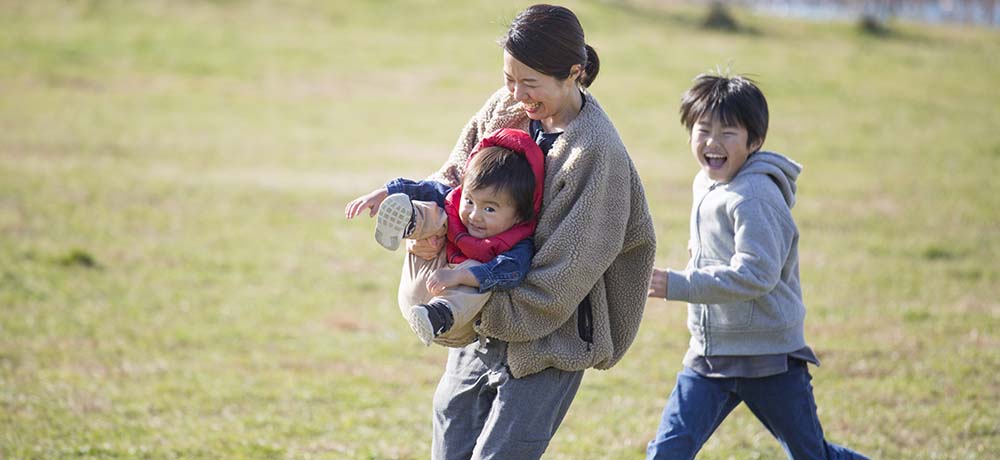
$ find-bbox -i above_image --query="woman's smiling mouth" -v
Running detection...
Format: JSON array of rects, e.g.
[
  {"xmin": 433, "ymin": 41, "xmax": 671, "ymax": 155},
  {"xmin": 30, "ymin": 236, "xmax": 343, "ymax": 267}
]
[{"xmin": 521, "ymin": 101, "xmax": 542, "ymax": 113}]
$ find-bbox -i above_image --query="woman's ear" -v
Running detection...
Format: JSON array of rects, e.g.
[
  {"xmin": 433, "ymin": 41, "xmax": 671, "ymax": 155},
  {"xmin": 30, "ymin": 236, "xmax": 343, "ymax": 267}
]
[{"xmin": 569, "ymin": 64, "xmax": 583, "ymax": 82}]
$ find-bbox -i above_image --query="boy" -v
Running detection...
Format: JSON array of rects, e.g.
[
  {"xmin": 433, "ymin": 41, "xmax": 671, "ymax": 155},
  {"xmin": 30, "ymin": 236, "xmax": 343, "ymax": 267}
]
[
  {"xmin": 345, "ymin": 128, "xmax": 543, "ymax": 347},
  {"xmin": 645, "ymin": 74, "xmax": 868, "ymax": 459}
]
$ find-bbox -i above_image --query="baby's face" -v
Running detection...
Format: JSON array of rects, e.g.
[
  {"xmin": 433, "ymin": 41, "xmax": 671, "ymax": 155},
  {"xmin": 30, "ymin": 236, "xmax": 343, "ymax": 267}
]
[{"xmin": 458, "ymin": 186, "xmax": 521, "ymax": 238}]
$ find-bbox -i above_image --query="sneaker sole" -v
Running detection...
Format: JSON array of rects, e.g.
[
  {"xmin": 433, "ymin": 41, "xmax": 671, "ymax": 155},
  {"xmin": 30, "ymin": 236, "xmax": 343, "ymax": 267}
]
[
  {"xmin": 407, "ymin": 306, "xmax": 434, "ymax": 347},
  {"xmin": 374, "ymin": 193, "xmax": 412, "ymax": 251}
]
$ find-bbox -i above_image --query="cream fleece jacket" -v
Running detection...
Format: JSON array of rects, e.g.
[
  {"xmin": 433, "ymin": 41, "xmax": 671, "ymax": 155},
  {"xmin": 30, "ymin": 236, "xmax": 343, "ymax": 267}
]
[{"xmin": 430, "ymin": 88, "xmax": 657, "ymax": 378}]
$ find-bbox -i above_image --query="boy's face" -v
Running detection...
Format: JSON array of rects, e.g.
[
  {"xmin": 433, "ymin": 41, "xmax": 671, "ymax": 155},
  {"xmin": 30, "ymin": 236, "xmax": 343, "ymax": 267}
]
[
  {"xmin": 690, "ymin": 115, "xmax": 762, "ymax": 182},
  {"xmin": 459, "ymin": 186, "xmax": 521, "ymax": 239}
]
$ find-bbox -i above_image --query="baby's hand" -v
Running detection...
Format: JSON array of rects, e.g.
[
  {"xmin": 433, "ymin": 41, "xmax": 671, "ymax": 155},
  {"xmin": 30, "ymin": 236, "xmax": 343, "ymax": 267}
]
[
  {"xmin": 648, "ymin": 267, "xmax": 669, "ymax": 299},
  {"xmin": 426, "ymin": 268, "xmax": 461, "ymax": 295},
  {"xmin": 344, "ymin": 188, "xmax": 389, "ymax": 219}
]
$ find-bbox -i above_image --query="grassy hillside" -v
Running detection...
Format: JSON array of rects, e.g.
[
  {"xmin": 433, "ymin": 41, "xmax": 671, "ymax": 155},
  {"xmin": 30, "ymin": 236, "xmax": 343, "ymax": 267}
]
[{"xmin": 1, "ymin": 1, "xmax": 997, "ymax": 458}]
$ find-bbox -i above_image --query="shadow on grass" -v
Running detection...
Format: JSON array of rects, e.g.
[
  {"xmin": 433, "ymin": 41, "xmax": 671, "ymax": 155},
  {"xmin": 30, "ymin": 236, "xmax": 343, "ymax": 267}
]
[
  {"xmin": 54, "ymin": 248, "xmax": 101, "ymax": 269},
  {"xmin": 594, "ymin": 0, "xmax": 948, "ymax": 46},
  {"xmin": 851, "ymin": 20, "xmax": 941, "ymax": 45},
  {"xmin": 589, "ymin": 0, "xmax": 764, "ymax": 36}
]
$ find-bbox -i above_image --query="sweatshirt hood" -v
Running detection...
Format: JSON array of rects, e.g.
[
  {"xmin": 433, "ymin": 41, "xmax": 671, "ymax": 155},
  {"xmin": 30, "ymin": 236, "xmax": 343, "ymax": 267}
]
[
  {"xmin": 442, "ymin": 128, "xmax": 545, "ymax": 264},
  {"xmin": 737, "ymin": 151, "xmax": 802, "ymax": 208},
  {"xmin": 464, "ymin": 127, "xmax": 545, "ymax": 217}
]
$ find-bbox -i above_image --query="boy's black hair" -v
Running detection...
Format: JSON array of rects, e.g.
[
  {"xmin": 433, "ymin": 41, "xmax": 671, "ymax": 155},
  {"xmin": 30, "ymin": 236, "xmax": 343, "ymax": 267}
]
[
  {"xmin": 679, "ymin": 74, "xmax": 769, "ymax": 151},
  {"xmin": 464, "ymin": 146, "xmax": 536, "ymax": 223}
]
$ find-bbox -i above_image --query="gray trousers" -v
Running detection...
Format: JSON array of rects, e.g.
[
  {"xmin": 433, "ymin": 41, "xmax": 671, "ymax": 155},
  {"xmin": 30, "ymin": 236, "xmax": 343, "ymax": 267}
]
[{"xmin": 432, "ymin": 338, "xmax": 584, "ymax": 460}]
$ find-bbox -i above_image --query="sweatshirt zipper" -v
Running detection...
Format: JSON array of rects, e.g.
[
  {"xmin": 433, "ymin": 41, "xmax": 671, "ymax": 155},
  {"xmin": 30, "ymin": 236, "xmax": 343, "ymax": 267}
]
[{"xmin": 696, "ymin": 182, "xmax": 722, "ymax": 356}]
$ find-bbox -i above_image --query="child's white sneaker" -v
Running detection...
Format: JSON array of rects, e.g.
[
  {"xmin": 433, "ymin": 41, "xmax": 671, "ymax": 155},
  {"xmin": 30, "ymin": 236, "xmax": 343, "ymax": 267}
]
[
  {"xmin": 407, "ymin": 305, "xmax": 435, "ymax": 347},
  {"xmin": 406, "ymin": 301, "xmax": 454, "ymax": 347},
  {"xmin": 374, "ymin": 193, "xmax": 413, "ymax": 251}
]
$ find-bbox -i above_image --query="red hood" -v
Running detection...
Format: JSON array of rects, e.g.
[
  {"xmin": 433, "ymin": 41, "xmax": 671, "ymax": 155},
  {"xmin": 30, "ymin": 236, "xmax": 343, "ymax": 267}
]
[{"xmin": 444, "ymin": 128, "xmax": 546, "ymax": 263}]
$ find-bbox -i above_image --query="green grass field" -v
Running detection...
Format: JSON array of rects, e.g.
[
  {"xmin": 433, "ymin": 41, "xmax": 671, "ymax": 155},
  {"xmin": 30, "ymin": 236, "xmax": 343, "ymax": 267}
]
[{"xmin": 1, "ymin": 0, "xmax": 997, "ymax": 458}]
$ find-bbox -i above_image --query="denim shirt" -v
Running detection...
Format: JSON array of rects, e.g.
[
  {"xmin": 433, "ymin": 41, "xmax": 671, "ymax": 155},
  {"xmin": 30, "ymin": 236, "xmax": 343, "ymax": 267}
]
[{"xmin": 385, "ymin": 178, "xmax": 534, "ymax": 293}]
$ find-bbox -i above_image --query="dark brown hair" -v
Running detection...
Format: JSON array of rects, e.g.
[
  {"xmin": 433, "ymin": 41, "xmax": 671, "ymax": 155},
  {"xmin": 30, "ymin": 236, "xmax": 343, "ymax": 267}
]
[
  {"xmin": 464, "ymin": 146, "xmax": 536, "ymax": 223},
  {"xmin": 679, "ymin": 74, "xmax": 769, "ymax": 150},
  {"xmin": 503, "ymin": 4, "xmax": 600, "ymax": 87}
]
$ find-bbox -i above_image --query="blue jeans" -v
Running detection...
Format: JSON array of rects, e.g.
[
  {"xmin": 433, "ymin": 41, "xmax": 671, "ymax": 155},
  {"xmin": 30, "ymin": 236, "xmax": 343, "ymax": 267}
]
[{"xmin": 646, "ymin": 360, "xmax": 868, "ymax": 460}]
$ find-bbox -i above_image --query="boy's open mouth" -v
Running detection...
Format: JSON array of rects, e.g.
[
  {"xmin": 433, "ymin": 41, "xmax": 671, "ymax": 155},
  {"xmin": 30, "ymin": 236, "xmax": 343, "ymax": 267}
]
[{"xmin": 705, "ymin": 153, "xmax": 727, "ymax": 168}]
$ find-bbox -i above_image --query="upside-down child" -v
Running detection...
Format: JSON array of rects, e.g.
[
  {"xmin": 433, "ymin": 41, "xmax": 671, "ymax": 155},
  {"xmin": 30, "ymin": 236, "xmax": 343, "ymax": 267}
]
[{"xmin": 345, "ymin": 128, "xmax": 543, "ymax": 347}]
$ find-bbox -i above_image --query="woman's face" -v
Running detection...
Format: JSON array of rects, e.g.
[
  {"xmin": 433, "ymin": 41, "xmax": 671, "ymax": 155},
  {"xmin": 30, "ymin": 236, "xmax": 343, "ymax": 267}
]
[{"xmin": 503, "ymin": 51, "xmax": 580, "ymax": 129}]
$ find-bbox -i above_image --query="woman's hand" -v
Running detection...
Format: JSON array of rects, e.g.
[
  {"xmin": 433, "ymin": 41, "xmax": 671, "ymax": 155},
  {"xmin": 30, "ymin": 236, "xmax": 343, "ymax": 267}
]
[
  {"xmin": 648, "ymin": 267, "xmax": 669, "ymax": 299},
  {"xmin": 344, "ymin": 188, "xmax": 389, "ymax": 219},
  {"xmin": 407, "ymin": 236, "xmax": 445, "ymax": 261}
]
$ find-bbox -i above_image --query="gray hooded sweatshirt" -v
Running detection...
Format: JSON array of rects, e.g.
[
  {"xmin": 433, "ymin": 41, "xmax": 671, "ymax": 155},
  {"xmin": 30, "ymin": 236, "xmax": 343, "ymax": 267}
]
[{"xmin": 667, "ymin": 151, "xmax": 808, "ymax": 356}]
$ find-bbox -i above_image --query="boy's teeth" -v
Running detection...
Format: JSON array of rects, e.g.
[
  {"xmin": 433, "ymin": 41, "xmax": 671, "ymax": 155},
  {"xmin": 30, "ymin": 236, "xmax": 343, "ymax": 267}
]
[{"xmin": 705, "ymin": 154, "xmax": 726, "ymax": 167}]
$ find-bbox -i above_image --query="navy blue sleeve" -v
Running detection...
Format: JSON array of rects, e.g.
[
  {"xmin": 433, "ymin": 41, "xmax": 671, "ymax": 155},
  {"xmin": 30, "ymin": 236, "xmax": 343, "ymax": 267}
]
[
  {"xmin": 385, "ymin": 178, "xmax": 452, "ymax": 208},
  {"xmin": 467, "ymin": 238, "xmax": 535, "ymax": 293}
]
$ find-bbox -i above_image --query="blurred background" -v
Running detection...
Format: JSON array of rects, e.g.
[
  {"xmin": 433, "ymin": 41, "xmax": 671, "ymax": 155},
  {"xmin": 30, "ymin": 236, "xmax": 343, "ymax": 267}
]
[
  {"xmin": 1, "ymin": 1, "xmax": 997, "ymax": 459},
  {"xmin": 735, "ymin": 0, "xmax": 1000, "ymax": 28}
]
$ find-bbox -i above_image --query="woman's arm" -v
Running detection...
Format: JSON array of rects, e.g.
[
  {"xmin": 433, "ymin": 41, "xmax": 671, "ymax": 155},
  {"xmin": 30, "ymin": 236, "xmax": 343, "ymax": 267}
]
[{"xmin": 477, "ymin": 147, "xmax": 637, "ymax": 342}]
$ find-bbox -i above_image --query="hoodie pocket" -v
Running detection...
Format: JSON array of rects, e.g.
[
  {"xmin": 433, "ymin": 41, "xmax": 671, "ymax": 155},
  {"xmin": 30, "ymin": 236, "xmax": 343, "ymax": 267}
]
[
  {"xmin": 706, "ymin": 301, "xmax": 754, "ymax": 330},
  {"xmin": 697, "ymin": 256, "xmax": 753, "ymax": 330}
]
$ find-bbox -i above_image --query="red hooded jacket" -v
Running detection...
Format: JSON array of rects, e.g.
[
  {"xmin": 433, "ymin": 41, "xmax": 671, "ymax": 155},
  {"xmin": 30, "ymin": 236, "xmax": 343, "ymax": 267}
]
[{"xmin": 443, "ymin": 128, "xmax": 545, "ymax": 264}]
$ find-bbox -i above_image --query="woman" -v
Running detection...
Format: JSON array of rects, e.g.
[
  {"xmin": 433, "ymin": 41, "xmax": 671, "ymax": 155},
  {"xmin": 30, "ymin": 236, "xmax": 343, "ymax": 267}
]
[{"xmin": 410, "ymin": 4, "xmax": 657, "ymax": 458}]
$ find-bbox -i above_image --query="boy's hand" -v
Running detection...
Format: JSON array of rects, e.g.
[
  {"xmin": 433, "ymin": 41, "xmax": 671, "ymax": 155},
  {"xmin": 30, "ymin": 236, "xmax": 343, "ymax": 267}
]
[
  {"xmin": 344, "ymin": 188, "xmax": 389, "ymax": 219},
  {"xmin": 648, "ymin": 267, "xmax": 669, "ymax": 299}
]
